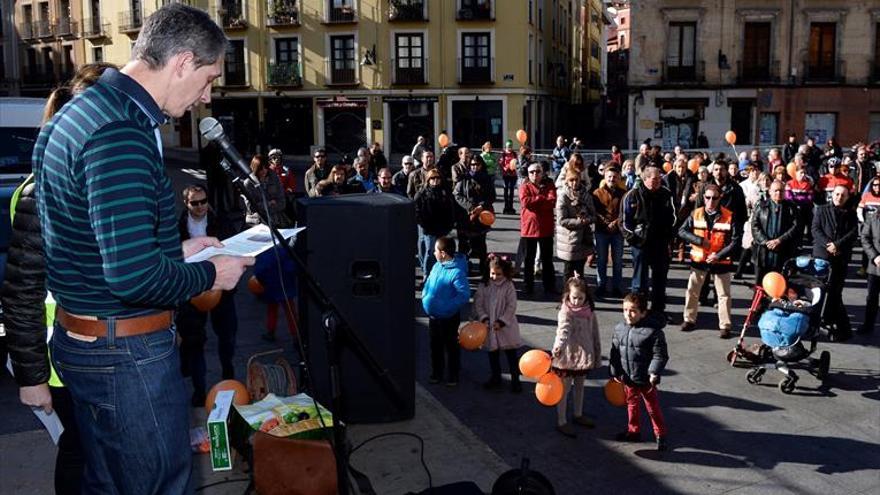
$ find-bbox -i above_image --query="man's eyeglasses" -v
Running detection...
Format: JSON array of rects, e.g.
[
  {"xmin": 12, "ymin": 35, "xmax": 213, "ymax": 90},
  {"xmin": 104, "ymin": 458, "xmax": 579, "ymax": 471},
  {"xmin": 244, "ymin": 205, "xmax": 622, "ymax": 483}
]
[
  {"xmin": 314, "ymin": 154, "xmax": 326, "ymax": 159},
  {"xmin": 704, "ymin": 195, "xmax": 720, "ymax": 201},
  {"xmin": 528, "ymin": 170, "xmax": 541, "ymax": 174},
  {"xmin": 188, "ymin": 199, "xmax": 208, "ymax": 207}
]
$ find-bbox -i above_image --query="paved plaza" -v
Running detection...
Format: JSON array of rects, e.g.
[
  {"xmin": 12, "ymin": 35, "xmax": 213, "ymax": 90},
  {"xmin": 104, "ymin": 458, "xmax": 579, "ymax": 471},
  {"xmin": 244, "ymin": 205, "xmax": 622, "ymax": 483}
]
[{"xmin": 1, "ymin": 153, "xmax": 877, "ymax": 495}]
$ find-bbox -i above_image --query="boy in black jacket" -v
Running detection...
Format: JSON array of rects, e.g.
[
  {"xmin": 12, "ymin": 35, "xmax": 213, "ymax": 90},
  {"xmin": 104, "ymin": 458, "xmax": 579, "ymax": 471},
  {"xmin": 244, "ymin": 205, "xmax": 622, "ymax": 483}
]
[{"xmin": 610, "ymin": 293, "xmax": 670, "ymax": 451}]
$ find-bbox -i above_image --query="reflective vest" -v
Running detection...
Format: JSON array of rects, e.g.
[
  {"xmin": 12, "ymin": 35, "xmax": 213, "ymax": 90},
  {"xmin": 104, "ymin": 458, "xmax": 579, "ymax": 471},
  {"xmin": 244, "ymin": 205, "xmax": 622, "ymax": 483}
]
[
  {"xmin": 9, "ymin": 175, "xmax": 63, "ymax": 387},
  {"xmin": 690, "ymin": 207, "xmax": 733, "ymax": 264}
]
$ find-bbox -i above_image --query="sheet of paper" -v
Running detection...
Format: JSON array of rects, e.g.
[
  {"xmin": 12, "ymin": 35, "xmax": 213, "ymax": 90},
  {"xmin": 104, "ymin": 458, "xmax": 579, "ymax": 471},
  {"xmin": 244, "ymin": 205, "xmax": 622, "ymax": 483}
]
[
  {"xmin": 185, "ymin": 225, "xmax": 305, "ymax": 263},
  {"xmin": 6, "ymin": 351, "xmax": 64, "ymax": 445}
]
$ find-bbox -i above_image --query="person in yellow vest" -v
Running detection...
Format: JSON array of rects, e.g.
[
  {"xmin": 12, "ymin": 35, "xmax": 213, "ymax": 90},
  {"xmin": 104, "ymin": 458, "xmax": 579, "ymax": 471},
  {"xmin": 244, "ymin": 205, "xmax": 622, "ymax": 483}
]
[{"xmin": 677, "ymin": 184, "xmax": 743, "ymax": 338}]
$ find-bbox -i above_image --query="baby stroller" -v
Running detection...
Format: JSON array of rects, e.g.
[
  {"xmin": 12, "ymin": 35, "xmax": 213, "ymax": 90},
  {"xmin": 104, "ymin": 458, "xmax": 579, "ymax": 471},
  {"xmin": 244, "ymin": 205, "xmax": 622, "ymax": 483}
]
[{"xmin": 744, "ymin": 257, "xmax": 832, "ymax": 394}]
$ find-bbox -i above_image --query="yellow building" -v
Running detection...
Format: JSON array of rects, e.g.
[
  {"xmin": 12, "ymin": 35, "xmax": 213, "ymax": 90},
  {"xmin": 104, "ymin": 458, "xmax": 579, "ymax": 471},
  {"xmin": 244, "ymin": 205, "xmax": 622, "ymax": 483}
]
[{"xmin": 7, "ymin": 0, "xmax": 605, "ymax": 155}]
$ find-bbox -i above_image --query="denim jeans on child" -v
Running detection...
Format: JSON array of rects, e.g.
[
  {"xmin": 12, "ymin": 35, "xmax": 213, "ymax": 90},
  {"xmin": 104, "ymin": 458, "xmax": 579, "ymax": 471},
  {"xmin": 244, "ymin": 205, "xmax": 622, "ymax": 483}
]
[
  {"xmin": 418, "ymin": 227, "xmax": 440, "ymax": 277},
  {"xmin": 595, "ymin": 230, "xmax": 624, "ymax": 291},
  {"xmin": 51, "ymin": 321, "xmax": 192, "ymax": 495}
]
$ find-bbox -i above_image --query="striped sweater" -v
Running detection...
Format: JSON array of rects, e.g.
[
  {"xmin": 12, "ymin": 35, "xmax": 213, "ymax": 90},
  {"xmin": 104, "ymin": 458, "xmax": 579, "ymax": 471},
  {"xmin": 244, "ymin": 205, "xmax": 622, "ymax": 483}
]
[{"xmin": 33, "ymin": 70, "xmax": 215, "ymax": 318}]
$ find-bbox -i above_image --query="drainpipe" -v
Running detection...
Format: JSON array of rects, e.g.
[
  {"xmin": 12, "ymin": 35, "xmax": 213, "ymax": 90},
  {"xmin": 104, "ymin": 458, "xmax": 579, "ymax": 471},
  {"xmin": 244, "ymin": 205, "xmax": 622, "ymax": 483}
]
[{"xmin": 788, "ymin": 0, "xmax": 795, "ymax": 83}]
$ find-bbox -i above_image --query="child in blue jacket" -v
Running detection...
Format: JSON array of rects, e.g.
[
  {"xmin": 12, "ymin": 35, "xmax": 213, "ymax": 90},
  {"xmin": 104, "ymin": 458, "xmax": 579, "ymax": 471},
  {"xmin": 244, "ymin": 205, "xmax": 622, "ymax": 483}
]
[{"xmin": 422, "ymin": 236, "xmax": 471, "ymax": 386}]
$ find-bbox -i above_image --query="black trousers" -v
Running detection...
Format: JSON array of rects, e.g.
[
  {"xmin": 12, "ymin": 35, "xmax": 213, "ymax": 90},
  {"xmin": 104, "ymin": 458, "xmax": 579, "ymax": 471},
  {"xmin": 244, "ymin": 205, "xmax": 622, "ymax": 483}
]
[
  {"xmin": 488, "ymin": 349, "xmax": 521, "ymax": 382},
  {"xmin": 524, "ymin": 236, "xmax": 555, "ymax": 292},
  {"xmin": 458, "ymin": 232, "xmax": 489, "ymax": 282},
  {"xmin": 51, "ymin": 386, "xmax": 85, "ymax": 495},
  {"xmin": 863, "ymin": 274, "xmax": 879, "ymax": 333},
  {"xmin": 825, "ymin": 260, "xmax": 852, "ymax": 337},
  {"xmin": 429, "ymin": 313, "xmax": 461, "ymax": 382}
]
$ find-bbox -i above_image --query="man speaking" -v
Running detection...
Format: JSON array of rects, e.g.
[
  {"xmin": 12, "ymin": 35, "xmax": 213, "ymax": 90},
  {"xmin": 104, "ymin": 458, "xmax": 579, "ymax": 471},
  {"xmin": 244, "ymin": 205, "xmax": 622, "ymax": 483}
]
[{"xmin": 33, "ymin": 5, "xmax": 253, "ymax": 493}]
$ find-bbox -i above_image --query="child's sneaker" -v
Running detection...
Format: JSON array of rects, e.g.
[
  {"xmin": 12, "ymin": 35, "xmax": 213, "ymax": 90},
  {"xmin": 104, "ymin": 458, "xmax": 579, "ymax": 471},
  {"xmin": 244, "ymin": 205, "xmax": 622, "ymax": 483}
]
[
  {"xmin": 573, "ymin": 416, "xmax": 595, "ymax": 428},
  {"xmin": 556, "ymin": 423, "xmax": 577, "ymax": 438},
  {"xmin": 615, "ymin": 431, "xmax": 641, "ymax": 442},
  {"xmin": 656, "ymin": 436, "xmax": 669, "ymax": 451}
]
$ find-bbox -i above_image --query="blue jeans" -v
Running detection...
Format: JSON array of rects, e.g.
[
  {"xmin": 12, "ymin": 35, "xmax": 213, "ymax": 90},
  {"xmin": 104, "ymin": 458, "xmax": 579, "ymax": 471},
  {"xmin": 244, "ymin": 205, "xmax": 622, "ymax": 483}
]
[
  {"xmin": 630, "ymin": 243, "xmax": 670, "ymax": 312},
  {"xmin": 51, "ymin": 322, "xmax": 192, "ymax": 494},
  {"xmin": 595, "ymin": 230, "xmax": 623, "ymax": 290},
  {"xmin": 418, "ymin": 228, "xmax": 440, "ymax": 277}
]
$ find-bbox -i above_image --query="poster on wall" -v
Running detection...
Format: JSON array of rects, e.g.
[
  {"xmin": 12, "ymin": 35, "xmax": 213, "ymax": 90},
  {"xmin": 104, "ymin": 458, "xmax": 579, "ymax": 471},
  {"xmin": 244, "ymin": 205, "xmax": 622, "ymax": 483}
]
[
  {"xmin": 804, "ymin": 113, "xmax": 836, "ymax": 144},
  {"xmin": 759, "ymin": 113, "xmax": 778, "ymax": 146}
]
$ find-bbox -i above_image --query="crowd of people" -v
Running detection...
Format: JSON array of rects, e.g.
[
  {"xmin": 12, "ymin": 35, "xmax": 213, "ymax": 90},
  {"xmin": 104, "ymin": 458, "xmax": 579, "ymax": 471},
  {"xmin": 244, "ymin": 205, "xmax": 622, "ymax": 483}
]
[{"xmin": 2, "ymin": 3, "xmax": 879, "ymax": 491}]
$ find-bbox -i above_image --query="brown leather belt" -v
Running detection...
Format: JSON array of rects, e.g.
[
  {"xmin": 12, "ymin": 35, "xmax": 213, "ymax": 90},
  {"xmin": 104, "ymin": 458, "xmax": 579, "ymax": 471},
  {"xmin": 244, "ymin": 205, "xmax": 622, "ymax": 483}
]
[{"xmin": 57, "ymin": 308, "xmax": 173, "ymax": 338}]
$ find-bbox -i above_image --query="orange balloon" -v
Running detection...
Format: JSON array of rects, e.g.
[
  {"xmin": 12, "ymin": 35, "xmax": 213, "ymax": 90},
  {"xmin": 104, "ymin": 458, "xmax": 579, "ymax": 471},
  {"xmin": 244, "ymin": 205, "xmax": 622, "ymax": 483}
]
[
  {"xmin": 663, "ymin": 161, "xmax": 672, "ymax": 173},
  {"xmin": 516, "ymin": 129, "xmax": 528, "ymax": 145},
  {"xmin": 479, "ymin": 210, "xmax": 495, "ymax": 226},
  {"xmin": 725, "ymin": 130, "xmax": 737, "ymax": 145},
  {"xmin": 687, "ymin": 158, "xmax": 700, "ymax": 173},
  {"xmin": 535, "ymin": 372, "xmax": 564, "ymax": 406},
  {"xmin": 458, "ymin": 321, "xmax": 488, "ymax": 351},
  {"xmin": 438, "ymin": 133, "xmax": 450, "ymax": 148},
  {"xmin": 762, "ymin": 272, "xmax": 787, "ymax": 299},
  {"xmin": 205, "ymin": 379, "xmax": 250, "ymax": 410},
  {"xmin": 604, "ymin": 379, "xmax": 627, "ymax": 407},
  {"xmin": 519, "ymin": 349, "xmax": 551, "ymax": 379},
  {"xmin": 248, "ymin": 275, "xmax": 264, "ymax": 295},
  {"xmin": 786, "ymin": 162, "xmax": 797, "ymax": 180},
  {"xmin": 191, "ymin": 290, "xmax": 222, "ymax": 312}
]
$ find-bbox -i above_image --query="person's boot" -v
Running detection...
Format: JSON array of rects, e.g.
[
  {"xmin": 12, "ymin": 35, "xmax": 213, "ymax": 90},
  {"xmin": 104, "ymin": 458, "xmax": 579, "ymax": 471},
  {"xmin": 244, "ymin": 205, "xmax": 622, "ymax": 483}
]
[
  {"xmin": 505, "ymin": 350, "xmax": 522, "ymax": 393},
  {"xmin": 484, "ymin": 351, "xmax": 503, "ymax": 390}
]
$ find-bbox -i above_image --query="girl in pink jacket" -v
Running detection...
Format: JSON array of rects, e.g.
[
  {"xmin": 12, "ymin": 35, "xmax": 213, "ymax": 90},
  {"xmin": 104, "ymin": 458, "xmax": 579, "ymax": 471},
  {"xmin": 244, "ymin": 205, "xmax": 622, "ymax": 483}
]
[
  {"xmin": 551, "ymin": 275, "xmax": 602, "ymax": 437},
  {"xmin": 473, "ymin": 256, "xmax": 522, "ymax": 393}
]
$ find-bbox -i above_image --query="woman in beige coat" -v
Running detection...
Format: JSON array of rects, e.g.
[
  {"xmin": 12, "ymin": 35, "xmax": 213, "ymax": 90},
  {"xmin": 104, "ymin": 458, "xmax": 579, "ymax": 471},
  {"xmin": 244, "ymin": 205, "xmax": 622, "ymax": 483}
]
[
  {"xmin": 551, "ymin": 276, "xmax": 601, "ymax": 437},
  {"xmin": 473, "ymin": 257, "xmax": 522, "ymax": 393},
  {"xmin": 555, "ymin": 170, "xmax": 596, "ymax": 280}
]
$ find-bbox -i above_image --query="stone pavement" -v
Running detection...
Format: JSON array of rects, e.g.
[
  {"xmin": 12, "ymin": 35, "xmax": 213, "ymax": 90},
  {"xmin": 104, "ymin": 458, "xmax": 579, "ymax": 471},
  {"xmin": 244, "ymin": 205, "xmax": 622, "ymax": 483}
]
[{"xmin": 0, "ymin": 153, "xmax": 877, "ymax": 494}]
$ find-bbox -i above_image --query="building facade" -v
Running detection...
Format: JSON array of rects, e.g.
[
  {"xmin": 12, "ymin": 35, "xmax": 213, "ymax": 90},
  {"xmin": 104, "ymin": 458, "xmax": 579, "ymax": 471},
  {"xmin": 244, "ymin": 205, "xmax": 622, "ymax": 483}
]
[{"xmin": 628, "ymin": 0, "xmax": 880, "ymax": 150}]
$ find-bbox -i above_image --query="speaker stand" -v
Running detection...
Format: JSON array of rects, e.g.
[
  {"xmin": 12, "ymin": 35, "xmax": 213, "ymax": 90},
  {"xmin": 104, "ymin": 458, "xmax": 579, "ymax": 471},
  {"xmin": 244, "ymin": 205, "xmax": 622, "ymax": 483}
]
[{"xmin": 216, "ymin": 158, "xmax": 405, "ymax": 495}]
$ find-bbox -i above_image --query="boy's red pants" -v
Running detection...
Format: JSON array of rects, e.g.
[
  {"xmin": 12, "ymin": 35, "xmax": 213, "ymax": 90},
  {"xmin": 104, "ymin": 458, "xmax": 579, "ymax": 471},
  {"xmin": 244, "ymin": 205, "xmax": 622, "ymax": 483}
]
[{"xmin": 625, "ymin": 383, "xmax": 667, "ymax": 437}]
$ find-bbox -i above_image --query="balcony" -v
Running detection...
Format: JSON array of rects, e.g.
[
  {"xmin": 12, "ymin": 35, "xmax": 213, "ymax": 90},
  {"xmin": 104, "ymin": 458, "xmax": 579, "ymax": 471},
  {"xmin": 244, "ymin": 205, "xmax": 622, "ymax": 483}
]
[
  {"xmin": 326, "ymin": 4, "xmax": 356, "ymax": 24},
  {"xmin": 34, "ymin": 20, "xmax": 53, "ymax": 38},
  {"xmin": 18, "ymin": 22, "xmax": 35, "ymax": 40},
  {"xmin": 267, "ymin": 62, "xmax": 302, "ymax": 87},
  {"xmin": 267, "ymin": 1, "xmax": 299, "ymax": 27},
  {"xmin": 456, "ymin": 2, "xmax": 493, "ymax": 21},
  {"xmin": 802, "ymin": 58, "xmax": 845, "ymax": 84},
  {"xmin": 82, "ymin": 17, "xmax": 110, "ymax": 38},
  {"xmin": 391, "ymin": 57, "xmax": 428, "ymax": 84},
  {"xmin": 457, "ymin": 57, "xmax": 494, "ymax": 84},
  {"xmin": 118, "ymin": 11, "xmax": 143, "ymax": 34},
  {"xmin": 736, "ymin": 60, "xmax": 781, "ymax": 84},
  {"xmin": 325, "ymin": 59, "xmax": 358, "ymax": 85},
  {"xmin": 661, "ymin": 60, "xmax": 705, "ymax": 84},
  {"xmin": 219, "ymin": 4, "xmax": 248, "ymax": 30},
  {"xmin": 389, "ymin": 1, "xmax": 426, "ymax": 21},
  {"xmin": 55, "ymin": 17, "xmax": 78, "ymax": 38}
]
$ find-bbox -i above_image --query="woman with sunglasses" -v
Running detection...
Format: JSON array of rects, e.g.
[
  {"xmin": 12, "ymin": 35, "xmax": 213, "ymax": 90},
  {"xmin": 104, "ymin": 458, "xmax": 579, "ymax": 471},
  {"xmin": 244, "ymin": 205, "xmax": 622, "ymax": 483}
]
[
  {"xmin": 520, "ymin": 162, "xmax": 558, "ymax": 295},
  {"xmin": 454, "ymin": 155, "xmax": 496, "ymax": 282},
  {"xmin": 857, "ymin": 177, "xmax": 880, "ymax": 276}
]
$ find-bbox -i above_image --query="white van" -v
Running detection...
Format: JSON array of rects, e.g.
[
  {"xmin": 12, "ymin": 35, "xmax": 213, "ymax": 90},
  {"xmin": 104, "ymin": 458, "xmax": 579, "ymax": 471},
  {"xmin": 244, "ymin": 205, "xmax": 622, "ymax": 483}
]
[{"xmin": 0, "ymin": 97, "xmax": 46, "ymax": 282}]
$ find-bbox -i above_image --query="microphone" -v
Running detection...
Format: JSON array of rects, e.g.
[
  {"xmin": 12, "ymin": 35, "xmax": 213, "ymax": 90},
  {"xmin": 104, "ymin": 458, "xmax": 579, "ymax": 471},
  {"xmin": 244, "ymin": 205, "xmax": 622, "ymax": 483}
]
[{"xmin": 199, "ymin": 117, "xmax": 260, "ymax": 185}]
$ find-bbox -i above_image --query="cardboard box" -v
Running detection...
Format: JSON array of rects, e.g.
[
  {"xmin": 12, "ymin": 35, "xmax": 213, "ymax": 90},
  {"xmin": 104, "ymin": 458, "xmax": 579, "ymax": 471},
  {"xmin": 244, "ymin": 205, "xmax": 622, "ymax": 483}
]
[{"xmin": 207, "ymin": 390, "xmax": 235, "ymax": 471}]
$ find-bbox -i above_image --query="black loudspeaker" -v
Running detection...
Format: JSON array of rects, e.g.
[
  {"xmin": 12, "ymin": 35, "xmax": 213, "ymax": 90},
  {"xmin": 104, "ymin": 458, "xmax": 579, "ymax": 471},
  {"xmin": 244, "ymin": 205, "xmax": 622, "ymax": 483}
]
[{"xmin": 296, "ymin": 194, "xmax": 416, "ymax": 423}]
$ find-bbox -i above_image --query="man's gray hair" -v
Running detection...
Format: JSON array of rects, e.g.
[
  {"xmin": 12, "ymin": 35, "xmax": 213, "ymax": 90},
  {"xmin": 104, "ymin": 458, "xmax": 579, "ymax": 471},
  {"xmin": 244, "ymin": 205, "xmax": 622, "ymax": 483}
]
[{"xmin": 132, "ymin": 4, "xmax": 228, "ymax": 69}]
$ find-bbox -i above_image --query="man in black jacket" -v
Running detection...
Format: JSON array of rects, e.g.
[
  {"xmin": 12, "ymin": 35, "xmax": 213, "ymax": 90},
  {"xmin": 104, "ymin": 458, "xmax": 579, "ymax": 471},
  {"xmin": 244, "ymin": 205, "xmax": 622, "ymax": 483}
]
[
  {"xmin": 751, "ymin": 180, "xmax": 801, "ymax": 284},
  {"xmin": 176, "ymin": 184, "xmax": 240, "ymax": 405},
  {"xmin": 620, "ymin": 166, "xmax": 676, "ymax": 316},
  {"xmin": 812, "ymin": 185, "xmax": 859, "ymax": 341},
  {"xmin": 783, "ymin": 133, "xmax": 798, "ymax": 165}
]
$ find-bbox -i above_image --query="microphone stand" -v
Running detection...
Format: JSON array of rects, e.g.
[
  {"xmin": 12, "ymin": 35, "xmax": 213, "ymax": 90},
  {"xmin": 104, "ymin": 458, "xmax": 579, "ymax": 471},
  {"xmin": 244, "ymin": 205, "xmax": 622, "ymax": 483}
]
[{"xmin": 215, "ymin": 158, "xmax": 405, "ymax": 495}]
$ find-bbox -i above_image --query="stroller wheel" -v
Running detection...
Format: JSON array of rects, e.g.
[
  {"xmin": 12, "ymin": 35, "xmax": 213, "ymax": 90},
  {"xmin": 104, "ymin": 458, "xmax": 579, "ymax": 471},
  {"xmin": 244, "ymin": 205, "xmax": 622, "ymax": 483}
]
[
  {"xmin": 746, "ymin": 368, "xmax": 765, "ymax": 384},
  {"xmin": 779, "ymin": 377, "xmax": 797, "ymax": 394},
  {"xmin": 816, "ymin": 351, "xmax": 831, "ymax": 381}
]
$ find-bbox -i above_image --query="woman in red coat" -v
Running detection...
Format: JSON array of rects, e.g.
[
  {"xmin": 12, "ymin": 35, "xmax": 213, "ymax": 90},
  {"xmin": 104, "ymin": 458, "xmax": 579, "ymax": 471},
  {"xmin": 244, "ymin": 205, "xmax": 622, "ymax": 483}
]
[{"xmin": 520, "ymin": 162, "xmax": 558, "ymax": 295}]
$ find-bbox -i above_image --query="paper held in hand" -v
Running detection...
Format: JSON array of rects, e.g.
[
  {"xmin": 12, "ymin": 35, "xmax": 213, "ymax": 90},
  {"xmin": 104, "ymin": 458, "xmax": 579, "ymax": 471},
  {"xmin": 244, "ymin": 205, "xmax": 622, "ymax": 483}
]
[{"xmin": 185, "ymin": 224, "xmax": 306, "ymax": 263}]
